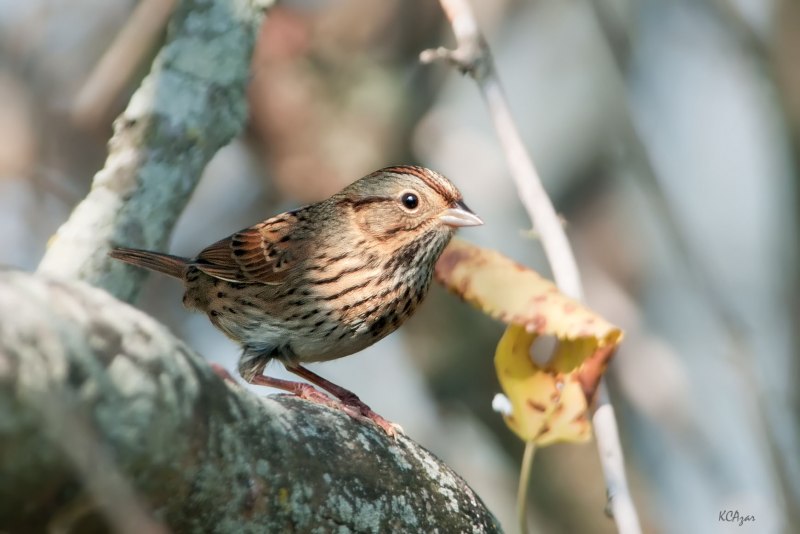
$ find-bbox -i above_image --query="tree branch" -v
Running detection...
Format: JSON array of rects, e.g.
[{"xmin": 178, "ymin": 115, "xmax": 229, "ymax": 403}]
[
  {"xmin": 37, "ymin": 0, "xmax": 271, "ymax": 303},
  {"xmin": 421, "ymin": 1, "xmax": 642, "ymax": 532},
  {"xmin": 0, "ymin": 269, "xmax": 501, "ymax": 532}
]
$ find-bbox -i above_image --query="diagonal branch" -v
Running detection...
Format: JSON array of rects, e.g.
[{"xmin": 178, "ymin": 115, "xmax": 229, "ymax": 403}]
[
  {"xmin": 421, "ymin": 1, "xmax": 642, "ymax": 532},
  {"xmin": 37, "ymin": 0, "xmax": 272, "ymax": 304}
]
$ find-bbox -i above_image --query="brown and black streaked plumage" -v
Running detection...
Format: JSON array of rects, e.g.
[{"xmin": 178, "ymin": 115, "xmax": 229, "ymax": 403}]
[{"xmin": 110, "ymin": 166, "xmax": 482, "ymax": 434}]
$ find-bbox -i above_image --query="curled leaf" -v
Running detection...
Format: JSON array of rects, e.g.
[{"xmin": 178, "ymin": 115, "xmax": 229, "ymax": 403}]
[
  {"xmin": 495, "ymin": 325, "xmax": 591, "ymax": 444},
  {"xmin": 435, "ymin": 238, "xmax": 623, "ymax": 444}
]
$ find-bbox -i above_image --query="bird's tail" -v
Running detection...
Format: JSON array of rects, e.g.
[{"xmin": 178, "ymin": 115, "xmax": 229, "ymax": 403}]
[{"xmin": 109, "ymin": 247, "xmax": 189, "ymax": 279}]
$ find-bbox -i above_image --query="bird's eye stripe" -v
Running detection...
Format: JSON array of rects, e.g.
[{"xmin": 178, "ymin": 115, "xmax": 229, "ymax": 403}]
[
  {"xmin": 344, "ymin": 196, "xmax": 394, "ymax": 210},
  {"xmin": 349, "ymin": 197, "xmax": 391, "ymax": 207}
]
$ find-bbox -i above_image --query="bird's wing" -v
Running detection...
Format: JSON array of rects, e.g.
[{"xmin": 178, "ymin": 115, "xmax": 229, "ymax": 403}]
[{"xmin": 192, "ymin": 214, "xmax": 304, "ymax": 285}]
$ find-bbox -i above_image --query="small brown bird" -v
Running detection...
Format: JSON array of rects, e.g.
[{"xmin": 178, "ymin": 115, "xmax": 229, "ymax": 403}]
[{"xmin": 110, "ymin": 165, "xmax": 482, "ymax": 434}]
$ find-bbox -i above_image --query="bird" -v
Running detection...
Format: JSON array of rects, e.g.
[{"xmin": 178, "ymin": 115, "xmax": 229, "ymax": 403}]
[{"xmin": 109, "ymin": 165, "xmax": 482, "ymax": 434}]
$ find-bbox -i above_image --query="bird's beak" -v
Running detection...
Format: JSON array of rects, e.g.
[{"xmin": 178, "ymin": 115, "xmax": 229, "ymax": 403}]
[{"xmin": 439, "ymin": 200, "xmax": 484, "ymax": 228}]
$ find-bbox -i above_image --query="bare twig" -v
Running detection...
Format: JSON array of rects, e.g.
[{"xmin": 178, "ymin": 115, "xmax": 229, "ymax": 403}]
[
  {"xmin": 71, "ymin": 0, "xmax": 178, "ymax": 129},
  {"xmin": 421, "ymin": 1, "xmax": 642, "ymax": 532},
  {"xmin": 420, "ymin": 7, "xmax": 579, "ymax": 298}
]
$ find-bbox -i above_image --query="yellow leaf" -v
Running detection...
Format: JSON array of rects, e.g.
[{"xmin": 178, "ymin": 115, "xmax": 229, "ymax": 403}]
[
  {"xmin": 495, "ymin": 325, "xmax": 591, "ymax": 444},
  {"xmin": 435, "ymin": 238, "xmax": 623, "ymax": 444}
]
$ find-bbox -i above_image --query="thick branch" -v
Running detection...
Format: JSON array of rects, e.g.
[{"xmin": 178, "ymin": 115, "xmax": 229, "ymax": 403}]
[
  {"xmin": 0, "ymin": 269, "xmax": 500, "ymax": 533},
  {"xmin": 421, "ymin": 1, "xmax": 641, "ymax": 532},
  {"xmin": 37, "ymin": 0, "xmax": 271, "ymax": 303}
]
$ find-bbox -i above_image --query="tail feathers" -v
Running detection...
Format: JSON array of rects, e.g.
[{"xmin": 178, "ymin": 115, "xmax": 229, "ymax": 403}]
[{"xmin": 109, "ymin": 247, "xmax": 189, "ymax": 279}]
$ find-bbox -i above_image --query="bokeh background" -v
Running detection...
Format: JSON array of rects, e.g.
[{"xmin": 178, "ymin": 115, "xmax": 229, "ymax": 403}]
[{"xmin": 1, "ymin": 0, "xmax": 798, "ymax": 532}]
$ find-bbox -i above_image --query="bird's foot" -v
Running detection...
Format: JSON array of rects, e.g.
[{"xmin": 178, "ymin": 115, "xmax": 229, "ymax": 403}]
[
  {"xmin": 292, "ymin": 383, "xmax": 342, "ymax": 410},
  {"xmin": 245, "ymin": 372, "xmax": 341, "ymax": 410},
  {"xmin": 284, "ymin": 365, "xmax": 403, "ymax": 437},
  {"xmin": 337, "ymin": 393, "xmax": 403, "ymax": 438},
  {"xmin": 284, "ymin": 385, "xmax": 400, "ymax": 436},
  {"xmin": 223, "ymin": 364, "xmax": 401, "ymax": 437}
]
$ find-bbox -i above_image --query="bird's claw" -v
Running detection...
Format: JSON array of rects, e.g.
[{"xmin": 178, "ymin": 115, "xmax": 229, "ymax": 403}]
[
  {"xmin": 338, "ymin": 397, "xmax": 402, "ymax": 437},
  {"xmin": 293, "ymin": 384, "xmax": 342, "ymax": 410}
]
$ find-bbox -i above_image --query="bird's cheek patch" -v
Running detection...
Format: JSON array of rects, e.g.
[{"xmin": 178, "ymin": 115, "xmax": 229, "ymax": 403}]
[{"xmin": 357, "ymin": 204, "xmax": 408, "ymax": 238}]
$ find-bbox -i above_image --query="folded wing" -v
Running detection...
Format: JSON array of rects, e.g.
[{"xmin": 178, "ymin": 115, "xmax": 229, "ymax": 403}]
[{"xmin": 192, "ymin": 216, "xmax": 302, "ymax": 285}]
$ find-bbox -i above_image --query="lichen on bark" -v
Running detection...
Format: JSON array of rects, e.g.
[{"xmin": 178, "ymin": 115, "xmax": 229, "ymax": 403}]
[{"xmin": 0, "ymin": 270, "xmax": 501, "ymax": 532}]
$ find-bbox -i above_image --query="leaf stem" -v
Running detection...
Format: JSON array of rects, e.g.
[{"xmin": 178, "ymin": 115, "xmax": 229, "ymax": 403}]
[{"xmin": 516, "ymin": 441, "xmax": 536, "ymax": 534}]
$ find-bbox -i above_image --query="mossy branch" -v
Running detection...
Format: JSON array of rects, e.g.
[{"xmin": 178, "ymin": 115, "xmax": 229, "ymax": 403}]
[
  {"xmin": 37, "ymin": 0, "xmax": 272, "ymax": 304},
  {"xmin": 0, "ymin": 269, "xmax": 500, "ymax": 532}
]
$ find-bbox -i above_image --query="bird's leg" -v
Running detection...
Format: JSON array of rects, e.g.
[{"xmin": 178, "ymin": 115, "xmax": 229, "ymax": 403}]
[
  {"xmin": 210, "ymin": 363, "xmax": 239, "ymax": 384},
  {"xmin": 285, "ymin": 364, "xmax": 360, "ymax": 402},
  {"xmin": 286, "ymin": 364, "xmax": 400, "ymax": 436},
  {"xmin": 248, "ymin": 373, "xmax": 341, "ymax": 409},
  {"xmin": 210, "ymin": 363, "xmax": 339, "ymax": 408}
]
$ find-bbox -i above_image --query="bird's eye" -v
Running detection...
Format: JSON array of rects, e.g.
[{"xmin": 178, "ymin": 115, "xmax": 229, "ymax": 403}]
[{"xmin": 400, "ymin": 192, "xmax": 419, "ymax": 210}]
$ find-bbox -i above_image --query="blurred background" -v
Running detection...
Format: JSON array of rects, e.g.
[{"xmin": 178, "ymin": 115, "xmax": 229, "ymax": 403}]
[{"xmin": 0, "ymin": 0, "xmax": 797, "ymax": 532}]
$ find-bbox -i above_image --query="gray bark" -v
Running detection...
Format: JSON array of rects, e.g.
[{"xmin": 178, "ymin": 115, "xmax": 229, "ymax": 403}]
[
  {"xmin": 0, "ymin": 269, "xmax": 501, "ymax": 533},
  {"xmin": 37, "ymin": 0, "xmax": 271, "ymax": 304}
]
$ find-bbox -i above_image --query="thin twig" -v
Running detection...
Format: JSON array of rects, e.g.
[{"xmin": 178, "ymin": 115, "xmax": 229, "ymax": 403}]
[
  {"xmin": 421, "ymin": 1, "xmax": 642, "ymax": 532},
  {"xmin": 71, "ymin": 0, "xmax": 178, "ymax": 129},
  {"xmin": 516, "ymin": 441, "xmax": 536, "ymax": 534}
]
